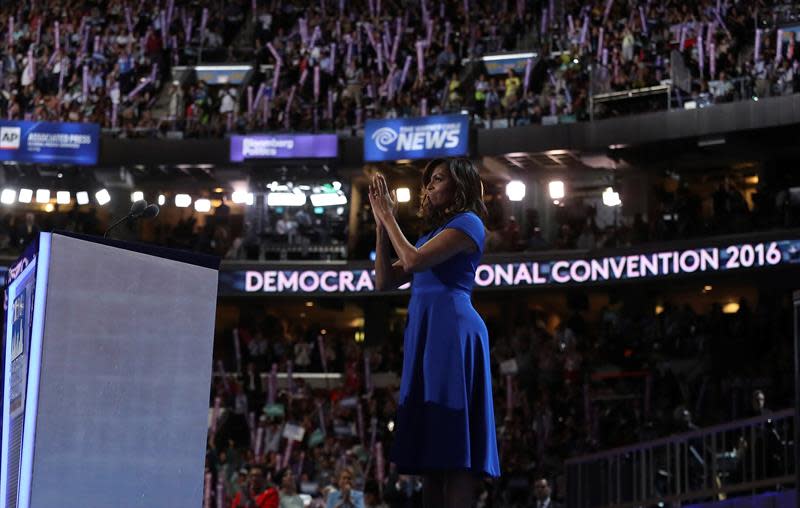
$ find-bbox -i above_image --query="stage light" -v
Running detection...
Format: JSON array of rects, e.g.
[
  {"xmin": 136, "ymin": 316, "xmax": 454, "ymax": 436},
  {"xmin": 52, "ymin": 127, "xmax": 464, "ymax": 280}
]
[
  {"xmin": 194, "ymin": 199, "xmax": 211, "ymax": 212},
  {"xmin": 310, "ymin": 193, "xmax": 347, "ymax": 207},
  {"xmin": 18, "ymin": 188, "xmax": 33, "ymax": 203},
  {"xmin": 36, "ymin": 189, "xmax": 50, "ymax": 203},
  {"xmin": 602, "ymin": 187, "xmax": 621, "ymax": 207},
  {"xmin": 175, "ymin": 194, "xmax": 192, "ymax": 207},
  {"xmin": 56, "ymin": 191, "xmax": 70, "ymax": 205},
  {"xmin": 158, "ymin": 194, "xmax": 166, "ymax": 206},
  {"xmin": 387, "ymin": 420, "xmax": 395, "ymax": 432},
  {"xmin": 396, "ymin": 187, "xmax": 411, "ymax": 203},
  {"xmin": 245, "ymin": 192, "xmax": 254, "ymax": 205},
  {"xmin": 95, "ymin": 189, "xmax": 111, "ymax": 205},
  {"xmin": 548, "ymin": 181, "xmax": 565, "ymax": 200},
  {"xmin": 44, "ymin": 203, "xmax": 54, "ymax": 212},
  {"xmin": 76, "ymin": 191, "xmax": 90, "ymax": 205},
  {"xmin": 506, "ymin": 180, "xmax": 526, "ymax": 201},
  {"xmin": 231, "ymin": 190, "xmax": 249, "ymax": 204},
  {"xmin": 268, "ymin": 192, "xmax": 306, "ymax": 207},
  {"xmin": 0, "ymin": 189, "xmax": 16, "ymax": 205},
  {"xmin": 131, "ymin": 191, "xmax": 144, "ymax": 202},
  {"xmin": 723, "ymin": 302, "xmax": 740, "ymax": 314}
]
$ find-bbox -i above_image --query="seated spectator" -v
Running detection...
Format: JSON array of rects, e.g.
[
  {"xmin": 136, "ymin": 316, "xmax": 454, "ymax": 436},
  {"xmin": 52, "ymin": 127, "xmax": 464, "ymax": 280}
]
[
  {"xmin": 279, "ymin": 470, "xmax": 304, "ymax": 508},
  {"xmin": 231, "ymin": 464, "xmax": 279, "ymax": 508},
  {"xmin": 326, "ymin": 467, "xmax": 365, "ymax": 508}
]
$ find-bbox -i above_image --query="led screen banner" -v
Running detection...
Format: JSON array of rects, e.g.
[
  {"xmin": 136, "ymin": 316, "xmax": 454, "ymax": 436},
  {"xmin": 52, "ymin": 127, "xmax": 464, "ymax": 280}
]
[
  {"xmin": 0, "ymin": 121, "xmax": 100, "ymax": 165},
  {"xmin": 484, "ymin": 56, "xmax": 535, "ymax": 76},
  {"xmin": 218, "ymin": 238, "xmax": 800, "ymax": 296},
  {"xmin": 364, "ymin": 114, "xmax": 469, "ymax": 162},
  {"xmin": 230, "ymin": 134, "xmax": 338, "ymax": 161}
]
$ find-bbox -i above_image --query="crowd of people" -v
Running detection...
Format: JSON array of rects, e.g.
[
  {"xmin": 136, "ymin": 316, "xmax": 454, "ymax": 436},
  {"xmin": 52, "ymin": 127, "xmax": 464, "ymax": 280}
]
[
  {"xmin": 5, "ymin": 0, "xmax": 797, "ymax": 137},
  {"xmin": 0, "ymin": 0, "xmax": 238, "ymax": 135},
  {"xmin": 203, "ymin": 283, "xmax": 792, "ymax": 507}
]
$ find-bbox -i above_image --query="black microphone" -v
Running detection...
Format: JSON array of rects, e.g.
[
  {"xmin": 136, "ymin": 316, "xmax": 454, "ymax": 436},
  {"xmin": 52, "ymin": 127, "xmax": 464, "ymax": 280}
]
[
  {"xmin": 129, "ymin": 199, "xmax": 147, "ymax": 218},
  {"xmin": 104, "ymin": 199, "xmax": 156, "ymax": 239},
  {"xmin": 141, "ymin": 203, "xmax": 160, "ymax": 219}
]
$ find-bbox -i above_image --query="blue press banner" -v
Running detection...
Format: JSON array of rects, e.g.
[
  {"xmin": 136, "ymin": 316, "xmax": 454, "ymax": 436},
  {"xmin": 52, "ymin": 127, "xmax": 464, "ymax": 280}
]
[
  {"xmin": 364, "ymin": 114, "xmax": 469, "ymax": 162},
  {"xmin": 218, "ymin": 239, "xmax": 800, "ymax": 295},
  {"xmin": 0, "ymin": 121, "xmax": 99, "ymax": 165}
]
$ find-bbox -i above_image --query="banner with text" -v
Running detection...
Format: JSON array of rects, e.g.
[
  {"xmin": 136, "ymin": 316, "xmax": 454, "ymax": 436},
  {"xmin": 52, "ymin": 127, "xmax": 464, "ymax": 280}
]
[
  {"xmin": 0, "ymin": 121, "xmax": 99, "ymax": 165},
  {"xmin": 230, "ymin": 134, "xmax": 338, "ymax": 161},
  {"xmin": 364, "ymin": 114, "xmax": 469, "ymax": 162},
  {"xmin": 218, "ymin": 239, "xmax": 800, "ymax": 295}
]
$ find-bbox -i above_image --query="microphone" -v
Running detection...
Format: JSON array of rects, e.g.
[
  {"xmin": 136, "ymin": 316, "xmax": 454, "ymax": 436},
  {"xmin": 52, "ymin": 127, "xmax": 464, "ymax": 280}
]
[
  {"xmin": 141, "ymin": 203, "xmax": 160, "ymax": 219},
  {"xmin": 129, "ymin": 199, "xmax": 147, "ymax": 218},
  {"xmin": 103, "ymin": 199, "xmax": 159, "ymax": 239}
]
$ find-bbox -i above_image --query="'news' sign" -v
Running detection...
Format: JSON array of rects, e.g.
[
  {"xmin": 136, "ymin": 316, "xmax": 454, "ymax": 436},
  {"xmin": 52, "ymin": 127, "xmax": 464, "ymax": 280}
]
[{"xmin": 364, "ymin": 114, "xmax": 469, "ymax": 162}]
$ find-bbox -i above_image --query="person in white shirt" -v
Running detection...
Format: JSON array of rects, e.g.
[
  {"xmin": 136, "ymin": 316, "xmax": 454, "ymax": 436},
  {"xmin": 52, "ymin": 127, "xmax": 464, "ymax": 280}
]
[
  {"xmin": 220, "ymin": 87, "xmax": 236, "ymax": 115},
  {"xmin": 279, "ymin": 470, "xmax": 305, "ymax": 508}
]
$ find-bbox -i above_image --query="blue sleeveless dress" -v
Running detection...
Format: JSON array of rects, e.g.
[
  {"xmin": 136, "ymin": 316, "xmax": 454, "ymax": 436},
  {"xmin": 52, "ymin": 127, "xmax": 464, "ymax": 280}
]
[{"xmin": 389, "ymin": 211, "xmax": 501, "ymax": 478}]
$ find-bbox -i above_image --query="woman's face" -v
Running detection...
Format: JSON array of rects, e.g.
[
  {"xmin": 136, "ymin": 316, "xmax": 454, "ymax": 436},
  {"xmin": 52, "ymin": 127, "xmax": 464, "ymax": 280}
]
[{"xmin": 425, "ymin": 164, "xmax": 456, "ymax": 210}]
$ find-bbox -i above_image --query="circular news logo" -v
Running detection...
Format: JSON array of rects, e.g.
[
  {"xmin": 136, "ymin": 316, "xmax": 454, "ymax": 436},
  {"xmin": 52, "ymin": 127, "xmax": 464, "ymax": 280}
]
[{"xmin": 371, "ymin": 127, "xmax": 398, "ymax": 152}]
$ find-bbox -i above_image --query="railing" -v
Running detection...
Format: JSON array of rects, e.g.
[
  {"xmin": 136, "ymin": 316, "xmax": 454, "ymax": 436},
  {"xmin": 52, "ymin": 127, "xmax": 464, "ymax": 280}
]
[
  {"xmin": 589, "ymin": 84, "xmax": 672, "ymax": 121},
  {"xmin": 566, "ymin": 409, "xmax": 796, "ymax": 508}
]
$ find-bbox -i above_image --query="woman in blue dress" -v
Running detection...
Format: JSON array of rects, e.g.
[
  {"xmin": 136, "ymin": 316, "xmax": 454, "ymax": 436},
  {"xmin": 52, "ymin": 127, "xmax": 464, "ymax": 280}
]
[{"xmin": 368, "ymin": 158, "xmax": 501, "ymax": 508}]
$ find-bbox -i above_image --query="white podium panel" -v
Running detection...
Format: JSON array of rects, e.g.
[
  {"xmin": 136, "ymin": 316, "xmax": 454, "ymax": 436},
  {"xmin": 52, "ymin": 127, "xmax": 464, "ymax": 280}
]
[{"xmin": 2, "ymin": 233, "xmax": 219, "ymax": 508}]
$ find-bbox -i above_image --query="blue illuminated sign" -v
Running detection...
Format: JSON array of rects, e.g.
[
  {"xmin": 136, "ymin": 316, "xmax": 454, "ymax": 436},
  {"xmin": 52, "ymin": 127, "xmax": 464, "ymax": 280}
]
[
  {"xmin": 364, "ymin": 114, "xmax": 469, "ymax": 162},
  {"xmin": 230, "ymin": 134, "xmax": 338, "ymax": 161},
  {"xmin": 0, "ymin": 121, "xmax": 100, "ymax": 165}
]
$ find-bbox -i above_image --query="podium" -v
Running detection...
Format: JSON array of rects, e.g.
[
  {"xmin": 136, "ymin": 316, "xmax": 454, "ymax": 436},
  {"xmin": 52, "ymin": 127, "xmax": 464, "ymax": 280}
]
[{"xmin": 1, "ymin": 232, "xmax": 219, "ymax": 508}]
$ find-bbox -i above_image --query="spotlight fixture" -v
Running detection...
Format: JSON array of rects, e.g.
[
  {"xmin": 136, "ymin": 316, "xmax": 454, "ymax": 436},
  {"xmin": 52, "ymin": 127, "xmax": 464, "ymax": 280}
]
[
  {"xmin": 175, "ymin": 194, "xmax": 192, "ymax": 208},
  {"xmin": 396, "ymin": 187, "xmax": 411, "ymax": 203},
  {"xmin": 506, "ymin": 181, "xmax": 526, "ymax": 202},
  {"xmin": 602, "ymin": 187, "xmax": 622, "ymax": 207},
  {"xmin": 194, "ymin": 199, "xmax": 211, "ymax": 212},
  {"xmin": 548, "ymin": 181, "xmax": 565, "ymax": 200},
  {"xmin": 0, "ymin": 188, "xmax": 16, "ymax": 205},
  {"xmin": 95, "ymin": 189, "xmax": 111, "ymax": 205}
]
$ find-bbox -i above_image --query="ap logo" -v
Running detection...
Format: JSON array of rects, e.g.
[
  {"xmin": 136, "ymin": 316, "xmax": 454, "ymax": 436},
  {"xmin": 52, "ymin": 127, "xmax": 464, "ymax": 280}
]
[{"xmin": 0, "ymin": 126, "xmax": 21, "ymax": 150}]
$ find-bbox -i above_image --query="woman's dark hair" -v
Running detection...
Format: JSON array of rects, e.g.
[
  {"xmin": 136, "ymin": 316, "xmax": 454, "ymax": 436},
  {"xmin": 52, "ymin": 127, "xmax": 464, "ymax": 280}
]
[{"xmin": 418, "ymin": 157, "xmax": 488, "ymax": 231}]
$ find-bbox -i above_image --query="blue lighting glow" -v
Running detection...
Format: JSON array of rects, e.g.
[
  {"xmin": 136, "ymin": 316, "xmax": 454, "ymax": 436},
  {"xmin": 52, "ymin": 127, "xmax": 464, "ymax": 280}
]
[{"xmin": 0, "ymin": 236, "xmax": 44, "ymax": 507}]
